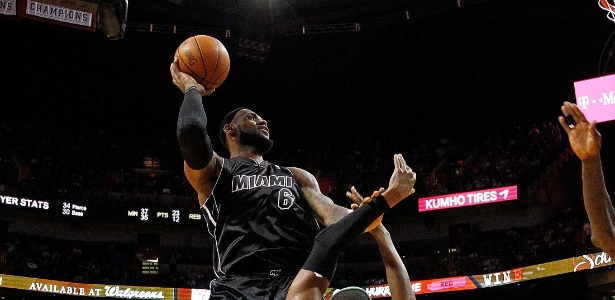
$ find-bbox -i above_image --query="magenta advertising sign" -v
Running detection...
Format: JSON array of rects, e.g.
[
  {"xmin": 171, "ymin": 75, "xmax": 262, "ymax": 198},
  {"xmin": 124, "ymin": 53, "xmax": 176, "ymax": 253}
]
[
  {"xmin": 418, "ymin": 185, "xmax": 518, "ymax": 212},
  {"xmin": 573, "ymin": 73, "xmax": 615, "ymax": 123}
]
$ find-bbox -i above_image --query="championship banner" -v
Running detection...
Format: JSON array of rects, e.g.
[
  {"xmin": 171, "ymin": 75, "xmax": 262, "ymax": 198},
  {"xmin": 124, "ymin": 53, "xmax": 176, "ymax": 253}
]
[
  {"xmin": 0, "ymin": 0, "xmax": 18, "ymax": 16},
  {"xmin": 19, "ymin": 0, "xmax": 98, "ymax": 31}
]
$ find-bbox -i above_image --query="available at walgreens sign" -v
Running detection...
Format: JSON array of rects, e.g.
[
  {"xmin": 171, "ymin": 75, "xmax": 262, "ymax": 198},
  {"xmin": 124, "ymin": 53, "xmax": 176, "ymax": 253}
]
[
  {"xmin": 0, "ymin": 275, "xmax": 172, "ymax": 299},
  {"xmin": 2, "ymin": 251, "xmax": 613, "ymax": 299}
]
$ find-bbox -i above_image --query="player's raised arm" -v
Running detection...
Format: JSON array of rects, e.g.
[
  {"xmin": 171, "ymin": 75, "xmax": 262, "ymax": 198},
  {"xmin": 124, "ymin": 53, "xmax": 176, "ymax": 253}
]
[
  {"xmin": 370, "ymin": 225, "xmax": 415, "ymax": 300},
  {"xmin": 171, "ymin": 57, "xmax": 221, "ymax": 204},
  {"xmin": 559, "ymin": 101, "xmax": 615, "ymax": 257},
  {"xmin": 286, "ymin": 154, "xmax": 417, "ymax": 300},
  {"xmin": 348, "ymin": 187, "xmax": 416, "ymax": 300}
]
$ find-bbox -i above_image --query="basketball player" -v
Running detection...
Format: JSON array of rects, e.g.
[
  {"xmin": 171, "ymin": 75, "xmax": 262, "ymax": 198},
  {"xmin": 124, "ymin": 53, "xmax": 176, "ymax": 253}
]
[
  {"xmin": 348, "ymin": 186, "xmax": 416, "ymax": 300},
  {"xmin": 322, "ymin": 187, "xmax": 415, "ymax": 300},
  {"xmin": 559, "ymin": 101, "xmax": 615, "ymax": 258},
  {"xmin": 321, "ymin": 187, "xmax": 416, "ymax": 300},
  {"xmin": 170, "ymin": 58, "xmax": 416, "ymax": 299},
  {"xmin": 288, "ymin": 186, "xmax": 416, "ymax": 300},
  {"xmin": 285, "ymin": 160, "xmax": 416, "ymax": 300}
]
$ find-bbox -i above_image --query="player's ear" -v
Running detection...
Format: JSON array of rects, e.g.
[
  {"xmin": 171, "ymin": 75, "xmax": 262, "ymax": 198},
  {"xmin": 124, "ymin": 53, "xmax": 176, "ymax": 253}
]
[{"xmin": 225, "ymin": 124, "xmax": 238, "ymax": 137}]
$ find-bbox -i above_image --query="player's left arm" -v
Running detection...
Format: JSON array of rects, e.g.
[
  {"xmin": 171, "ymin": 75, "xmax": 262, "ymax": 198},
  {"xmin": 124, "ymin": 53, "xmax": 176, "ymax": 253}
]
[
  {"xmin": 289, "ymin": 167, "xmax": 350, "ymax": 226},
  {"xmin": 346, "ymin": 186, "xmax": 416, "ymax": 300},
  {"xmin": 348, "ymin": 187, "xmax": 415, "ymax": 300},
  {"xmin": 560, "ymin": 101, "xmax": 615, "ymax": 257},
  {"xmin": 370, "ymin": 225, "xmax": 416, "ymax": 300}
]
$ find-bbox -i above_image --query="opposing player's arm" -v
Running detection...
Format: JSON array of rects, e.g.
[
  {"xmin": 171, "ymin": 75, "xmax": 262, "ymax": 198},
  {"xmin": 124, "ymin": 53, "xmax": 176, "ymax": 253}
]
[
  {"xmin": 348, "ymin": 187, "xmax": 415, "ymax": 300},
  {"xmin": 559, "ymin": 101, "xmax": 615, "ymax": 257},
  {"xmin": 370, "ymin": 226, "xmax": 415, "ymax": 300},
  {"xmin": 582, "ymin": 158, "xmax": 615, "ymax": 257},
  {"xmin": 289, "ymin": 167, "xmax": 351, "ymax": 226}
]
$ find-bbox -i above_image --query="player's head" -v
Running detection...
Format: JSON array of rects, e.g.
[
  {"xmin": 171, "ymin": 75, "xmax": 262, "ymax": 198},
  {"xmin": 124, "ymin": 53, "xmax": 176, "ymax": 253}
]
[
  {"xmin": 219, "ymin": 107, "xmax": 273, "ymax": 155},
  {"xmin": 330, "ymin": 286, "xmax": 371, "ymax": 300}
]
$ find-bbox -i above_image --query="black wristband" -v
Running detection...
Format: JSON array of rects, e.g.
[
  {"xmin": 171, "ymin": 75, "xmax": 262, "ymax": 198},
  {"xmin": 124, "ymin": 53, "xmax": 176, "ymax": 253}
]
[
  {"xmin": 371, "ymin": 195, "xmax": 391, "ymax": 211},
  {"xmin": 301, "ymin": 193, "xmax": 391, "ymax": 280}
]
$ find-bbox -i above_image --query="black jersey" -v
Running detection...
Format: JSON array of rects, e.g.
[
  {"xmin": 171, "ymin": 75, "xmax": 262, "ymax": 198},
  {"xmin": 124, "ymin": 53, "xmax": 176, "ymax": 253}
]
[{"xmin": 201, "ymin": 156, "xmax": 321, "ymax": 278}]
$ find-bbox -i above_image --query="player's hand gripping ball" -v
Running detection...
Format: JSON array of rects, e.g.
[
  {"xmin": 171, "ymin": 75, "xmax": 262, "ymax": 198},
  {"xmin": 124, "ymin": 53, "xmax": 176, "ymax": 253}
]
[{"xmin": 175, "ymin": 35, "xmax": 230, "ymax": 90}]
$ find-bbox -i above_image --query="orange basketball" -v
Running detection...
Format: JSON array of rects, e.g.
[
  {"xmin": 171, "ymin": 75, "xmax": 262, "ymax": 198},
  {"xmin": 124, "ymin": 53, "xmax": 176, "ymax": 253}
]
[
  {"xmin": 175, "ymin": 35, "xmax": 230, "ymax": 90},
  {"xmin": 364, "ymin": 215, "xmax": 383, "ymax": 233}
]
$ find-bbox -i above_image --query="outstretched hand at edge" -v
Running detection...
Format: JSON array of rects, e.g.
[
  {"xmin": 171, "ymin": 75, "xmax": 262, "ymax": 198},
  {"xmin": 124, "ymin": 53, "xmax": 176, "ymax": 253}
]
[{"xmin": 558, "ymin": 101, "xmax": 601, "ymax": 161}]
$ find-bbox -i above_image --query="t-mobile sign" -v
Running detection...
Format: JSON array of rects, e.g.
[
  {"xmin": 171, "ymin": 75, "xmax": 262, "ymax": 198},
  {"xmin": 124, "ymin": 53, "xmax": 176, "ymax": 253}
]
[
  {"xmin": 574, "ymin": 73, "xmax": 615, "ymax": 124},
  {"xmin": 418, "ymin": 185, "xmax": 518, "ymax": 212}
]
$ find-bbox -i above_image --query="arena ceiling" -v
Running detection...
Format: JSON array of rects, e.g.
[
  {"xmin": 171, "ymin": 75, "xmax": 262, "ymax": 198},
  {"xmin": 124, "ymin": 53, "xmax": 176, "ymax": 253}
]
[
  {"xmin": 3, "ymin": 0, "xmax": 615, "ymax": 147},
  {"xmin": 126, "ymin": 0, "xmax": 506, "ymax": 38}
]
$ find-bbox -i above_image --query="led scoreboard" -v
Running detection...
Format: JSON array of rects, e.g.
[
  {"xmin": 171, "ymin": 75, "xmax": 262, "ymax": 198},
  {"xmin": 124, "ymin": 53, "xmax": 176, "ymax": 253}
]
[
  {"xmin": 124, "ymin": 207, "xmax": 203, "ymax": 223},
  {"xmin": 62, "ymin": 202, "xmax": 87, "ymax": 217},
  {"xmin": 0, "ymin": 194, "xmax": 204, "ymax": 225}
]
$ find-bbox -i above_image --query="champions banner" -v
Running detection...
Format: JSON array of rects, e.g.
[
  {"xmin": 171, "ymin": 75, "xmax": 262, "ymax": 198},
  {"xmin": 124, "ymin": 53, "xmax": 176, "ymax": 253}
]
[
  {"xmin": 1, "ymin": 251, "xmax": 613, "ymax": 299},
  {"xmin": 18, "ymin": 0, "xmax": 98, "ymax": 31},
  {"xmin": 0, "ymin": 0, "xmax": 18, "ymax": 16}
]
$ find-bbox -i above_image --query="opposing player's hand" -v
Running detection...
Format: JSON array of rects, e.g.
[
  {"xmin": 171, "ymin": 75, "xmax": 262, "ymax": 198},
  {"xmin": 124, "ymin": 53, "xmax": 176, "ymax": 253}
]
[
  {"xmin": 346, "ymin": 186, "xmax": 385, "ymax": 210},
  {"xmin": 346, "ymin": 186, "xmax": 386, "ymax": 232},
  {"xmin": 382, "ymin": 154, "xmax": 416, "ymax": 207},
  {"xmin": 170, "ymin": 57, "xmax": 214, "ymax": 96},
  {"xmin": 558, "ymin": 101, "xmax": 601, "ymax": 161}
]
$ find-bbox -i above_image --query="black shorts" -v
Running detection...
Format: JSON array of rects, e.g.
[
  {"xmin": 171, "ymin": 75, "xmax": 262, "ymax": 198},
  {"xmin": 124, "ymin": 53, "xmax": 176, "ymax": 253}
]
[{"xmin": 209, "ymin": 275, "xmax": 294, "ymax": 300}]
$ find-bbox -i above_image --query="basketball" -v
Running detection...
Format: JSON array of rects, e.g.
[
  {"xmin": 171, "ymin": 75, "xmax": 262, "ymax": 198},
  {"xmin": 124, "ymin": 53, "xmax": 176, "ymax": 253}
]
[
  {"xmin": 364, "ymin": 215, "xmax": 383, "ymax": 233},
  {"xmin": 174, "ymin": 35, "xmax": 230, "ymax": 90}
]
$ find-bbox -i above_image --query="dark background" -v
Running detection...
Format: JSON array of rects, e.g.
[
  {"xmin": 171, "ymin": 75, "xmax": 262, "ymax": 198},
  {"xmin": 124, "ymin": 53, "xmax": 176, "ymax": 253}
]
[
  {"xmin": 2, "ymin": 2, "xmax": 615, "ymax": 298},
  {"xmin": 2, "ymin": 0, "xmax": 615, "ymax": 165}
]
